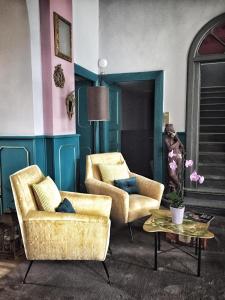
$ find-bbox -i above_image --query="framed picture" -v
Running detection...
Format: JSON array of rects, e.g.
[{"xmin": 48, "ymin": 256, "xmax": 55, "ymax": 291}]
[{"xmin": 54, "ymin": 12, "xmax": 72, "ymax": 62}]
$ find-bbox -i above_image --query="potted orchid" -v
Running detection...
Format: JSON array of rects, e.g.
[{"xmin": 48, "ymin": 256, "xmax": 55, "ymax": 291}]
[{"xmin": 167, "ymin": 150, "xmax": 204, "ymax": 225}]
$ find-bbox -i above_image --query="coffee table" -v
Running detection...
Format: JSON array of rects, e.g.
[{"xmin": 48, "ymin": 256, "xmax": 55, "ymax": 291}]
[{"xmin": 143, "ymin": 209, "xmax": 214, "ymax": 276}]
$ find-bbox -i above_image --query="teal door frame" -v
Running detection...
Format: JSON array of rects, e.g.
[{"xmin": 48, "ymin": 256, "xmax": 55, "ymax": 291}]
[{"xmin": 103, "ymin": 71, "xmax": 164, "ymax": 182}]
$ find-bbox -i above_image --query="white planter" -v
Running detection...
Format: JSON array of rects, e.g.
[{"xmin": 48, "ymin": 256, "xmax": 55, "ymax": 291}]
[{"xmin": 170, "ymin": 206, "xmax": 185, "ymax": 225}]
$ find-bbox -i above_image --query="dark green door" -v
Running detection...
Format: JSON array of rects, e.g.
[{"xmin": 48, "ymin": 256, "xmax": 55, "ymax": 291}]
[
  {"xmin": 75, "ymin": 80, "xmax": 93, "ymax": 191},
  {"xmin": 106, "ymin": 85, "xmax": 121, "ymax": 152}
]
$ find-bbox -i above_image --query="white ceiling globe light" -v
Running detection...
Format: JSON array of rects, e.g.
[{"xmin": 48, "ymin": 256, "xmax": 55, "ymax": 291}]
[{"xmin": 98, "ymin": 58, "xmax": 108, "ymax": 73}]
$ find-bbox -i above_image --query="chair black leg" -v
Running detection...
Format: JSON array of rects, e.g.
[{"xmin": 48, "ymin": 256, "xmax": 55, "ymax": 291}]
[
  {"xmin": 128, "ymin": 222, "xmax": 134, "ymax": 242},
  {"xmin": 22, "ymin": 260, "xmax": 33, "ymax": 284},
  {"xmin": 102, "ymin": 261, "xmax": 111, "ymax": 285},
  {"xmin": 107, "ymin": 246, "xmax": 112, "ymax": 256}
]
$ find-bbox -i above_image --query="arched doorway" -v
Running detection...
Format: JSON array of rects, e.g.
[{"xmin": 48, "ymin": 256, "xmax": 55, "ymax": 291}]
[{"xmin": 186, "ymin": 13, "xmax": 225, "ymax": 208}]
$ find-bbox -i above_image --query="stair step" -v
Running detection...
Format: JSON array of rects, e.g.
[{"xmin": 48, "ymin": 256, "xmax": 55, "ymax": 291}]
[
  {"xmin": 200, "ymin": 125, "xmax": 225, "ymax": 133},
  {"xmin": 162, "ymin": 197, "xmax": 225, "ymax": 215},
  {"xmin": 200, "ymin": 110, "xmax": 225, "ymax": 117},
  {"xmin": 184, "ymin": 197, "xmax": 225, "ymax": 216},
  {"xmin": 203, "ymin": 175, "xmax": 225, "ymax": 189},
  {"xmin": 199, "ymin": 152, "xmax": 225, "ymax": 164},
  {"xmin": 200, "ymin": 103, "xmax": 225, "ymax": 110},
  {"xmin": 198, "ymin": 163, "xmax": 225, "ymax": 176},
  {"xmin": 201, "ymin": 86, "xmax": 225, "ymax": 90},
  {"xmin": 199, "ymin": 142, "xmax": 225, "ymax": 152},
  {"xmin": 201, "ymin": 97, "xmax": 225, "ymax": 104},
  {"xmin": 200, "ymin": 118, "xmax": 225, "ymax": 125},
  {"xmin": 201, "ymin": 92, "xmax": 225, "ymax": 97},
  {"xmin": 184, "ymin": 188, "xmax": 225, "ymax": 201},
  {"xmin": 183, "ymin": 188, "xmax": 225, "ymax": 215},
  {"xmin": 199, "ymin": 132, "xmax": 225, "ymax": 141}
]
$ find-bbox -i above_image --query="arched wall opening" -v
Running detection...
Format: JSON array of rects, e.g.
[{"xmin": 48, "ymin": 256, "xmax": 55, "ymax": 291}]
[{"xmin": 186, "ymin": 13, "xmax": 225, "ymax": 192}]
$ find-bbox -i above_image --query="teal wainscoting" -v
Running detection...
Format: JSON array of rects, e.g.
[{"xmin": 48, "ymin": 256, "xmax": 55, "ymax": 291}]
[
  {"xmin": 45, "ymin": 135, "xmax": 80, "ymax": 192},
  {"xmin": 0, "ymin": 134, "xmax": 80, "ymax": 214},
  {"xmin": 162, "ymin": 132, "xmax": 186, "ymax": 185}
]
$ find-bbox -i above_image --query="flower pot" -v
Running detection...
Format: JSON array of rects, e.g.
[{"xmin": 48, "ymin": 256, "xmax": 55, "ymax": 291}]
[{"xmin": 170, "ymin": 206, "xmax": 185, "ymax": 225}]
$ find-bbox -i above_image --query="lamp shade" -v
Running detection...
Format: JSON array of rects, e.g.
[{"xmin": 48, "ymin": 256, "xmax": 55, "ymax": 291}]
[{"xmin": 87, "ymin": 86, "xmax": 109, "ymax": 121}]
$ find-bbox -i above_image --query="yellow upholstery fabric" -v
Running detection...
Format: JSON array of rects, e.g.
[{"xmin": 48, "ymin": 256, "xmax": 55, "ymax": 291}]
[
  {"xmin": 10, "ymin": 165, "xmax": 112, "ymax": 261},
  {"xmin": 85, "ymin": 152, "xmax": 164, "ymax": 224},
  {"xmin": 86, "ymin": 152, "xmax": 127, "ymax": 181},
  {"xmin": 98, "ymin": 163, "xmax": 129, "ymax": 185},
  {"xmin": 32, "ymin": 176, "xmax": 61, "ymax": 212},
  {"xmin": 128, "ymin": 194, "xmax": 160, "ymax": 222}
]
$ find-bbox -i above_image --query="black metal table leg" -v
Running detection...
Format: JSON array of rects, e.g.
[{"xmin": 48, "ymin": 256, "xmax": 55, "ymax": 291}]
[
  {"xmin": 154, "ymin": 232, "xmax": 158, "ymax": 270},
  {"xmin": 158, "ymin": 232, "xmax": 161, "ymax": 251},
  {"xmin": 197, "ymin": 238, "xmax": 202, "ymax": 277}
]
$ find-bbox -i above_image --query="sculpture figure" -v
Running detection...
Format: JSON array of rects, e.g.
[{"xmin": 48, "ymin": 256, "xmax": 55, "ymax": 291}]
[{"xmin": 164, "ymin": 124, "xmax": 184, "ymax": 193}]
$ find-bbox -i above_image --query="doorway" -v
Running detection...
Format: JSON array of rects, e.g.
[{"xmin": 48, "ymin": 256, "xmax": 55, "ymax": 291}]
[
  {"xmin": 103, "ymin": 71, "xmax": 164, "ymax": 182},
  {"xmin": 186, "ymin": 14, "xmax": 225, "ymax": 195},
  {"xmin": 75, "ymin": 68, "xmax": 164, "ymax": 190},
  {"xmin": 117, "ymin": 80, "xmax": 155, "ymax": 178},
  {"xmin": 199, "ymin": 62, "xmax": 225, "ymax": 192}
]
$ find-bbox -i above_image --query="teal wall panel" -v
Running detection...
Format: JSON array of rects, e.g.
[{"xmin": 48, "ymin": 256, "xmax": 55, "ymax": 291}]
[
  {"xmin": 0, "ymin": 137, "xmax": 45, "ymax": 213},
  {"xmin": 47, "ymin": 135, "xmax": 80, "ymax": 192},
  {"xmin": 0, "ymin": 135, "xmax": 80, "ymax": 214}
]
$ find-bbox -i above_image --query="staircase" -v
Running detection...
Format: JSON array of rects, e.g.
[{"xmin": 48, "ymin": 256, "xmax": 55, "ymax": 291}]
[{"xmin": 185, "ymin": 86, "xmax": 225, "ymax": 215}]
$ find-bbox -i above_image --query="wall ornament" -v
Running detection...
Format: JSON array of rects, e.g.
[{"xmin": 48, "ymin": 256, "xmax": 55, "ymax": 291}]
[
  {"xmin": 66, "ymin": 90, "xmax": 75, "ymax": 119},
  {"xmin": 53, "ymin": 64, "xmax": 65, "ymax": 88}
]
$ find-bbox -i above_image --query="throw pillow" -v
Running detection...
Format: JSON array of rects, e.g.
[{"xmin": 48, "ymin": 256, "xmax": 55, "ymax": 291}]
[
  {"xmin": 114, "ymin": 177, "xmax": 139, "ymax": 194},
  {"xmin": 98, "ymin": 163, "xmax": 129, "ymax": 185},
  {"xmin": 32, "ymin": 176, "xmax": 61, "ymax": 212},
  {"xmin": 55, "ymin": 198, "xmax": 75, "ymax": 213}
]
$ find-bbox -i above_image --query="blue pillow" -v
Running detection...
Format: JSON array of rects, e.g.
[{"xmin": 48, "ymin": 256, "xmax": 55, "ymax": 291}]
[
  {"xmin": 55, "ymin": 198, "xmax": 75, "ymax": 213},
  {"xmin": 114, "ymin": 177, "xmax": 139, "ymax": 194}
]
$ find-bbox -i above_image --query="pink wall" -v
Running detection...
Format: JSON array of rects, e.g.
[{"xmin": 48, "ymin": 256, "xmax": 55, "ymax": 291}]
[{"xmin": 40, "ymin": 0, "xmax": 75, "ymax": 135}]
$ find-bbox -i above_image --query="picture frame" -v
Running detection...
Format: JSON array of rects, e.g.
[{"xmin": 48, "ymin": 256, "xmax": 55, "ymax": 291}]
[{"xmin": 54, "ymin": 12, "xmax": 72, "ymax": 62}]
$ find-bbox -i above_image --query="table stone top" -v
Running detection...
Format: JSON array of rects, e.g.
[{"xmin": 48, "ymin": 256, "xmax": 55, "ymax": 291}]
[{"xmin": 143, "ymin": 209, "xmax": 214, "ymax": 239}]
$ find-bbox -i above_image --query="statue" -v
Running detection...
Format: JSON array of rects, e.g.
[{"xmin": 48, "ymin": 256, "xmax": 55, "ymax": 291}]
[{"xmin": 164, "ymin": 124, "xmax": 184, "ymax": 193}]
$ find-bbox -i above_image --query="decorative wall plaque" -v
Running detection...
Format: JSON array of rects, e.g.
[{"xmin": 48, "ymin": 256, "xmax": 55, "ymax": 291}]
[
  {"xmin": 53, "ymin": 64, "xmax": 65, "ymax": 88},
  {"xmin": 66, "ymin": 91, "xmax": 75, "ymax": 119}
]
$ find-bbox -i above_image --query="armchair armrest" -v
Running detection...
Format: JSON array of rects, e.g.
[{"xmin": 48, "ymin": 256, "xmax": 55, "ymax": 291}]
[
  {"xmin": 23, "ymin": 210, "xmax": 110, "ymax": 261},
  {"xmin": 24, "ymin": 210, "xmax": 108, "ymax": 224},
  {"xmin": 85, "ymin": 178, "xmax": 129, "ymax": 223},
  {"xmin": 60, "ymin": 191, "xmax": 112, "ymax": 218},
  {"xmin": 130, "ymin": 172, "xmax": 164, "ymax": 202}
]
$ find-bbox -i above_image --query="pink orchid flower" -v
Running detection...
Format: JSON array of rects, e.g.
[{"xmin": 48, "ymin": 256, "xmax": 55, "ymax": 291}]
[
  {"xmin": 185, "ymin": 160, "xmax": 193, "ymax": 168},
  {"xmin": 169, "ymin": 160, "xmax": 177, "ymax": 171},
  {"xmin": 198, "ymin": 176, "xmax": 204, "ymax": 184},
  {"xmin": 168, "ymin": 150, "xmax": 176, "ymax": 158},
  {"xmin": 190, "ymin": 171, "xmax": 200, "ymax": 182}
]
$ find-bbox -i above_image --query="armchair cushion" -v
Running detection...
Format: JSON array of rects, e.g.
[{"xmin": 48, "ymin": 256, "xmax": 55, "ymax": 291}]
[
  {"xmin": 32, "ymin": 176, "xmax": 61, "ymax": 212},
  {"xmin": 99, "ymin": 163, "xmax": 129, "ymax": 185},
  {"xmin": 114, "ymin": 177, "xmax": 139, "ymax": 194},
  {"xmin": 55, "ymin": 198, "xmax": 76, "ymax": 213}
]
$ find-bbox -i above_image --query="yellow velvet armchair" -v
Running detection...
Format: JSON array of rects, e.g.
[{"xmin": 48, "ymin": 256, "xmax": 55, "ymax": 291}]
[
  {"xmin": 10, "ymin": 165, "xmax": 112, "ymax": 284},
  {"xmin": 85, "ymin": 152, "xmax": 164, "ymax": 240}
]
